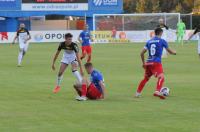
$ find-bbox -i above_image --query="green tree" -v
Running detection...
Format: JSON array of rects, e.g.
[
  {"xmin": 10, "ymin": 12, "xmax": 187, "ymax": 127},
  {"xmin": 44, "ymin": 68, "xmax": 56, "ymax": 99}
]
[
  {"xmin": 175, "ymin": 3, "xmax": 182, "ymax": 13},
  {"xmin": 136, "ymin": 0, "xmax": 146, "ymax": 13},
  {"xmin": 152, "ymin": 0, "xmax": 160, "ymax": 13}
]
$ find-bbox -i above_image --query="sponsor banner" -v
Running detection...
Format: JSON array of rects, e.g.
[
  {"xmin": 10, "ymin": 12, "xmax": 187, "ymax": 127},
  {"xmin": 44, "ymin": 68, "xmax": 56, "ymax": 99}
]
[
  {"xmin": 0, "ymin": 30, "xmax": 198, "ymax": 44},
  {"xmin": 0, "ymin": 0, "xmax": 20, "ymax": 10},
  {"xmin": 90, "ymin": 0, "xmax": 122, "ymax": 10},
  {"xmin": 93, "ymin": 31, "xmax": 130, "ymax": 43},
  {"xmin": 0, "ymin": 31, "xmax": 81, "ymax": 43},
  {"xmin": 22, "ymin": 0, "xmax": 88, "ymax": 11}
]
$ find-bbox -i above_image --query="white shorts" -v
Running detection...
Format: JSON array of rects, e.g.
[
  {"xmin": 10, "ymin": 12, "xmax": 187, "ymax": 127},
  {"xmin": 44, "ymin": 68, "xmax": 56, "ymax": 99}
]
[
  {"xmin": 61, "ymin": 54, "xmax": 78, "ymax": 65},
  {"xmin": 19, "ymin": 42, "xmax": 29, "ymax": 52}
]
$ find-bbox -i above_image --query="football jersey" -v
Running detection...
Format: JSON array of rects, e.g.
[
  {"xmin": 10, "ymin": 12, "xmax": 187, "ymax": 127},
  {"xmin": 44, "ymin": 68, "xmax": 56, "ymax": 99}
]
[
  {"xmin": 17, "ymin": 28, "xmax": 30, "ymax": 44},
  {"xmin": 90, "ymin": 69, "xmax": 104, "ymax": 93},
  {"xmin": 79, "ymin": 30, "xmax": 91, "ymax": 46},
  {"xmin": 58, "ymin": 42, "xmax": 79, "ymax": 57},
  {"xmin": 145, "ymin": 36, "xmax": 169, "ymax": 63}
]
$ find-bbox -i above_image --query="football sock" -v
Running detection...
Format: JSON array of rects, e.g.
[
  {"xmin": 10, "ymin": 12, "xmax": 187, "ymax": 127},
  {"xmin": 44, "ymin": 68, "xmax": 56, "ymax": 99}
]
[
  {"xmin": 18, "ymin": 50, "xmax": 23, "ymax": 65},
  {"xmin": 72, "ymin": 70, "xmax": 82, "ymax": 83},
  {"xmin": 156, "ymin": 77, "xmax": 164, "ymax": 92},
  {"xmin": 57, "ymin": 75, "xmax": 63, "ymax": 86},
  {"xmin": 81, "ymin": 84, "xmax": 87, "ymax": 97},
  {"xmin": 137, "ymin": 77, "xmax": 149, "ymax": 93}
]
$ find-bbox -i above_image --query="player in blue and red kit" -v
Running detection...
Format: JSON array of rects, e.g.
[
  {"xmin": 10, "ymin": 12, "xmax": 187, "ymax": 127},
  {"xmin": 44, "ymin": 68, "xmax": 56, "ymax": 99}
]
[
  {"xmin": 135, "ymin": 28, "xmax": 176, "ymax": 99},
  {"xmin": 74, "ymin": 63, "xmax": 106, "ymax": 101},
  {"xmin": 78, "ymin": 24, "xmax": 92, "ymax": 63}
]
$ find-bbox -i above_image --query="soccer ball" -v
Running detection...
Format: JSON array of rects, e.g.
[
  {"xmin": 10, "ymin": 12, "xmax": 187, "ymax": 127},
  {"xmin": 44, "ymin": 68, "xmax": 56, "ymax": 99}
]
[{"xmin": 160, "ymin": 87, "xmax": 170, "ymax": 96}]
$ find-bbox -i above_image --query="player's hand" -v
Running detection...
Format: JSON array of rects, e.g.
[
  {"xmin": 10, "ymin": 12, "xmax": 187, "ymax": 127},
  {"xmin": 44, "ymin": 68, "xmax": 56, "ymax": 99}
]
[
  {"xmin": 142, "ymin": 64, "xmax": 146, "ymax": 69},
  {"xmin": 52, "ymin": 64, "xmax": 56, "ymax": 71},
  {"xmin": 80, "ymin": 69, "xmax": 84, "ymax": 76}
]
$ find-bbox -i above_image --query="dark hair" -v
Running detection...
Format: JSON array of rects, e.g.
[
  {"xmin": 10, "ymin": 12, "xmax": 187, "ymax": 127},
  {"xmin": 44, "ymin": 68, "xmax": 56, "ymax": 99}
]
[
  {"xmin": 155, "ymin": 28, "xmax": 163, "ymax": 35},
  {"xmin": 65, "ymin": 33, "xmax": 73, "ymax": 39},
  {"xmin": 84, "ymin": 63, "xmax": 93, "ymax": 68}
]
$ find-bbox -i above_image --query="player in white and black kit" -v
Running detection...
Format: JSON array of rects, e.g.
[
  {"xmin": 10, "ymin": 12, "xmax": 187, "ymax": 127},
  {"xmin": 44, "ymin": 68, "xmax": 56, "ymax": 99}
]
[
  {"xmin": 157, "ymin": 18, "xmax": 169, "ymax": 58},
  {"xmin": 12, "ymin": 23, "xmax": 31, "ymax": 66},
  {"xmin": 188, "ymin": 24, "xmax": 200, "ymax": 59},
  {"xmin": 52, "ymin": 33, "xmax": 84, "ymax": 93}
]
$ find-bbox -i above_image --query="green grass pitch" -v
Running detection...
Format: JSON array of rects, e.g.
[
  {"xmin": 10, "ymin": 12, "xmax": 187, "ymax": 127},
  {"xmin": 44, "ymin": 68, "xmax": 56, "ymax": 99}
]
[{"xmin": 0, "ymin": 42, "xmax": 200, "ymax": 132}]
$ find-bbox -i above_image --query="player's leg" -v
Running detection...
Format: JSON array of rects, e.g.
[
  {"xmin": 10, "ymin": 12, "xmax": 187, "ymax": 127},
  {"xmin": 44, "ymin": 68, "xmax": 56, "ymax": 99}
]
[
  {"xmin": 23, "ymin": 43, "xmax": 29, "ymax": 57},
  {"xmin": 18, "ymin": 43, "xmax": 25, "ymax": 66},
  {"xmin": 76, "ymin": 78, "xmax": 89, "ymax": 101},
  {"xmin": 153, "ymin": 63, "xmax": 165, "ymax": 99},
  {"xmin": 81, "ymin": 46, "xmax": 87, "ymax": 60},
  {"xmin": 71, "ymin": 60, "xmax": 83, "ymax": 83},
  {"xmin": 135, "ymin": 65, "xmax": 152, "ymax": 97},
  {"xmin": 86, "ymin": 46, "xmax": 92, "ymax": 63},
  {"xmin": 53, "ymin": 63, "xmax": 68, "ymax": 93},
  {"xmin": 153, "ymin": 73, "xmax": 165, "ymax": 99}
]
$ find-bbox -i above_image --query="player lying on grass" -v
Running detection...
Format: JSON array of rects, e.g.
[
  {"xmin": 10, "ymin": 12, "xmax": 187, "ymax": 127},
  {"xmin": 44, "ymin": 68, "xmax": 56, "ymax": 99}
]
[
  {"xmin": 52, "ymin": 33, "xmax": 83, "ymax": 94},
  {"xmin": 74, "ymin": 63, "xmax": 105, "ymax": 101},
  {"xmin": 188, "ymin": 24, "xmax": 200, "ymax": 59},
  {"xmin": 78, "ymin": 24, "xmax": 93, "ymax": 63},
  {"xmin": 135, "ymin": 28, "xmax": 176, "ymax": 99},
  {"xmin": 12, "ymin": 23, "xmax": 31, "ymax": 67}
]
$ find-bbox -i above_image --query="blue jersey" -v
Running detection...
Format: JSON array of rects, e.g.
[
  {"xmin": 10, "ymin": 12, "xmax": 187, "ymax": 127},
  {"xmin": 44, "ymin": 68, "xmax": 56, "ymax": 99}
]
[
  {"xmin": 145, "ymin": 36, "xmax": 169, "ymax": 63},
  {"xmin": 90, "ymin": 69, "xmax": 104, "ymax": 93},
  {"xmin": 79, "ymin": 30, "xmax": 91, "ymax": 46}
]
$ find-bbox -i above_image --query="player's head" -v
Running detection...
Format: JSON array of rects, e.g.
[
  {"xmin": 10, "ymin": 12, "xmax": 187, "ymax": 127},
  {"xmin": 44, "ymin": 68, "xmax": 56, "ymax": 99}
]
[
  {"xmin": 155, "ymin": 28, "xmax": 163, "ymax": 37},
  {"xmin": 84, "ymin": 62, "xmax": 93, "ymax": 74},
  {"xmin": 19, "ymin": 23, "xmax": 25, "ymax": 29},
  {"xmin": 159, "ymin": 18, "xmax": 164, "ymax": 24},
  {"xmin": 65, "ymin": 33, "xmax": 73, "ymax": 43}
]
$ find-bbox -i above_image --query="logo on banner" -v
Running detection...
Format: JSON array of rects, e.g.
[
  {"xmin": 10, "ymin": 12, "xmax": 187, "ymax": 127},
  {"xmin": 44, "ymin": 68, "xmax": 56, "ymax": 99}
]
[
  {"xmin": 93, "ymin": 0, "xmax": 118, "ymax": 6},
  {"xmin": 0, "ymin": 32, "xmax": 8, "ymax": 41},
  {"xmin": 34, "ymin": 33, "xmax": 43, "ymax": 42}
]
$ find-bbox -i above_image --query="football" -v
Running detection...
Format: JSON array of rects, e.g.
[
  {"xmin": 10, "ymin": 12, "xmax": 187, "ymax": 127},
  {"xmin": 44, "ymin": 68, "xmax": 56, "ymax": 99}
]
[{"xmin": 160, "ymin": 87, "xmax": 170, "ymax": 96}]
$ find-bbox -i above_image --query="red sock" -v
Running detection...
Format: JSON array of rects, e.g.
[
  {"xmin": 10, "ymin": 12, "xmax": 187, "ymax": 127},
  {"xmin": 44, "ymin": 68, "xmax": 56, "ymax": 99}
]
[
  {"xmin": 137, "ymin": 77, "xmax": 149, "ymax": 93},
  {"xmin": 81, "ymin": 84, "xmax": 87, "ymax": 97},
  {"xmin": 156, "ymin": 77, "xmax": 164, "ymax": 91}
]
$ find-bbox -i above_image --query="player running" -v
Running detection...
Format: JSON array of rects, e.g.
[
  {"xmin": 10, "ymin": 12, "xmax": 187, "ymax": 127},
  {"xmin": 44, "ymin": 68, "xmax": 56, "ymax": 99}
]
[
  {"xmin": 135, "ymin": 28, "xmax": 176, "ymax": 99},
  {"xmin": 78, "ymin": 24, "xmax": 92, "ymax": 63},
  {"xmin": 188, "ymin": 24, "xmax": 200, "ymax": 59},
  {"xmin": 74, "ymin": 63, "xmax": 106, "ymax": 101},
  {"xmin": 12, "ymin": 23, "xmax": 31, "ymax": 66},
  {"xmin": 52, "ymin": 33, "xmax": 83, "ymax": 94},
  {"xmin": 177, "ymin": 19, "xmax": 186, "ymax": 45}
]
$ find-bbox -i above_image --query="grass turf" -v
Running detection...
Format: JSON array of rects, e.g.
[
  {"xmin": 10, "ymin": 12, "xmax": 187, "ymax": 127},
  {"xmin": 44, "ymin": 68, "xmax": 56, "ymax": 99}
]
[{"xmin": 0, "ymin": 42, "xmax": 200, "ymax": 132}]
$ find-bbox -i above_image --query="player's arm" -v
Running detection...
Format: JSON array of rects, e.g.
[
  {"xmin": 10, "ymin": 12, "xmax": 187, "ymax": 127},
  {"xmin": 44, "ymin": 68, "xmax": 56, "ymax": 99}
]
[
  {"xmin": 25, "ymin": 30, "xmax": 31, "ymax": 43},
  {"xmin": 164, "ymin": 24, "xmax": 169, "ymax": 30},
  {"xmin": 52, "ymin": 44, "xmax": 62, "ymax": 71},
  {"xmin": 78, "ymin": 33, "xmax": 82, "ymax": 44},
  {"xmin": 99, "ymin": 81, "xmax": 106, "ymax": 99},
  {"xmin": 166, "ymin": 48, "xmax": 176, "ymax": 55},
  {"xmin": 188, "ymin": 28, "xmax": 198, "ymax": 40},
  {"xmin": 12, "ymin": 32, "xmax": 18, "ymax": 44},
  {"xmin": 140, "ymin": 48, "xmax": 147, "ymax": 68},
  {"xmin": 74, "ymin": 44, "xmax": 83, "ymax": 75},
  {"xmin": 76, "ymin": 52, "xmax": 84, "ymax": 76},
  {"xmin": 163, "ymin": 40, "xmax": 176, "ymax": 55}
]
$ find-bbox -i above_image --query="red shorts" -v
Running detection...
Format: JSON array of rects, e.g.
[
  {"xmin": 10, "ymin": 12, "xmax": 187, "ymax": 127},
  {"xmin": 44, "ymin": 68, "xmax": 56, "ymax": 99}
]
[
  {"xmin": 82, "ymin": 46, "xmax": 92, "ymax": 54},
  {"xmin": 145, "ymin": 62, "xmax": 163, "ymax": 78},
  {"xmin": 86, "ymin": 83, "xmax": 102, "ymax": 100}
]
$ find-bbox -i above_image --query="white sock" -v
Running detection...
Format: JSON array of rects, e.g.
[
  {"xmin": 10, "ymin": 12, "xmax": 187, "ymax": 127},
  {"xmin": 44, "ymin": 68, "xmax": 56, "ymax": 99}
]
[
  {"xmin": 57, "ymin": 75, "xmax": 63, "ymax": 86},
  {"xmin": 72, "ymin": 70, "xmax": 82, "ymax": 83},
  {"xmin": 18, "ymin": 51, "xmax": 23, "ymax": 65}
]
